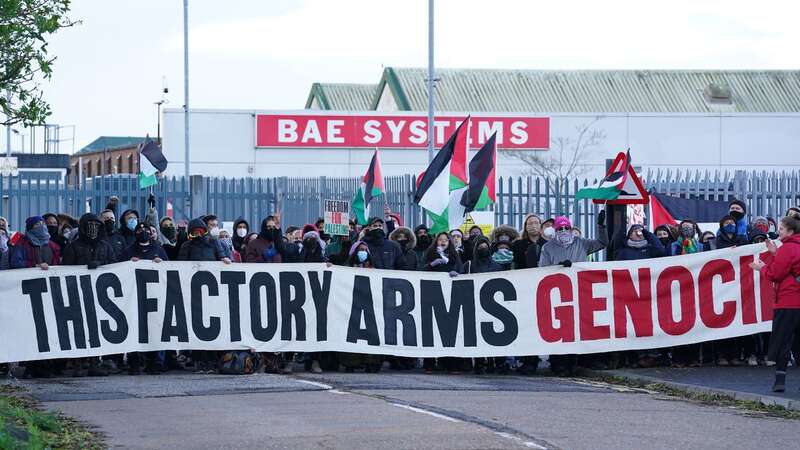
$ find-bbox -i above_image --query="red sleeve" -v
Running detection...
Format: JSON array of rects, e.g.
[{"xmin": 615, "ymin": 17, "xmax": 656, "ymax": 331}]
[
  {"xmin": 763, "ymin": 245, "xmax": 796, "ymax": 284},
  {"xmin": 50, "ymin": 242, "xmax": 61, "ymax": 265}
]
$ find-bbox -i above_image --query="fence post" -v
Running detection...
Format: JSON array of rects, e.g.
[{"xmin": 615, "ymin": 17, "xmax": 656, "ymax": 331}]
[{"xmin": 189, "ymin": 175, "xmax": 205, "ymax": 219}]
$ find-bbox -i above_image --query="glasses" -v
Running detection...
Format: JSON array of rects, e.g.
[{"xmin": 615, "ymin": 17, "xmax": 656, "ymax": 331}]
[{"xmin": 556, "ymin": 227, "xmax": 570, "ymax": 232}]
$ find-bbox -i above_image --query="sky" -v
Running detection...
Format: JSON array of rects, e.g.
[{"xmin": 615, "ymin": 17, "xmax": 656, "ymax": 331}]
[{"xmin": 8, "ymin": 0, "xmax": 800, "ymax": 152}]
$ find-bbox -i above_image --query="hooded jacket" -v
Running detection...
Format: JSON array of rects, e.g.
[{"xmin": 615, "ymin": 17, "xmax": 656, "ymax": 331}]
[
  {"xmin": 363, "ymin": 228, "xmax": 403, "ymax": 270},
  {"xmin": 538, "ymin": 223, "xmax": 608, "ymax": 267},
  {"xmin": 467, "ymin": 236, "xmax": 504, "ymax": 273},
  {"xmin": 61, "ymin": 214, "xmax": 116, "ymax": 266},
  {"xmin": 389, "ymin": 226, "xmax": 418, "ymax": 271},
  {"xmin": 715, "ymin": 216, "xmax": 749, "ymax": 249},
  {"xmin": 613, "ymin": 225, "xmax": 666, "ymax": 261},
  {"xmin": 231, "ymin": 218, "xmax": 250, "ymax": 254},
  {"xmin": 762, "ymin": 234, "xmax": 800, "ymax": 309},
  {"xmin": 119, "ymin": 209, "xmax": 139, "ymax": 248},
  {"xmin": 178, "ymin": 218, "xmax": 224, "ymax": 261},
  {"xmin": 244, "ymin": 218, "xmax": 284, "ymax": 263}
]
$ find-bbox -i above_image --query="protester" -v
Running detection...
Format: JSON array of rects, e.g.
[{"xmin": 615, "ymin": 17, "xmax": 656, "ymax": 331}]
[
  {"xmin": 785, "ymin": 207, "xmax": 800, "ymax": 220},
  {"xmin": 232, "ymin": 218, "xmax": 250, "ymax": 255},
  {"xmin": 464, "ymin": 225, "xmax": 483, "ymax": 258},
  {"xmin": 10, "ymin": 216, "xmax": 61, "ymax": 270},
  {"xmin": 767, "ymin": 216, "xmax": 779, "ymax": 240},
  {"xmin": 490, "ymin": 225, "xmax": 518, "ymax": 271},
  {"xmin": 654, "ymin": 225, "xmax": 675, "ymax": 249},
  {"xmin": 119, "ymin": 208, "xmax": 140, "ymax": 248},
  {"xmin": 700, "ymin": 231, "xmax": 716, "ymax": 247},
  {"xmin": 727, "ymin": 199, "xmax": 750, "ymax": 238},
  {"xmin": 158, "ymin": 216, "xmax": 180, "ymax": 261},
  {"xmin": 361, "ymin": 217, "xmax": 402, "ymax": 270},
  {"xmin": 389, "ymin": 226, "xmax": 418, "ymax": 270},
  {"xmin": 203, "ymin": 214, "xmax": 232, "ymax": 259},
  {"xmin": 749, "ymin": 216, "xmax": 800, "ymax": 392},
  {"xmin": 670, "ymin": 220, "xmax": 703, "ymax": 255},
  {"xmin": 541, "ymin": 218, "xmax": 555, "ymax": 241},
  {"xmin": 539, "ymin": 212, "xmax": 608, "ymax": 376},
  {"xmin": 413, "ymin": 224, "xmax": 431, "ymax": 262},
  {"xmin": 450, "ymin": 229, "xmax": 466, "ymax": 262},
  {"xmin": 100, "ymin": 208, "xmax": 127, "ymax": 258},
  {"xmin": 511, "ymin": 214, "xmax": 545, "ymax": 269},
  {"xmin": 715, "ymin": 215, "xmax": 749, "ymax": 249},
  {"xmin": 0, "ymin": 227, "xmax": 9, "ymax": 270}
]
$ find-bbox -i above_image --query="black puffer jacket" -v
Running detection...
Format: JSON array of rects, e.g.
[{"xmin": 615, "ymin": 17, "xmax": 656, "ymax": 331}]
[
  {"xmin": 119, "ymin": 208, "xmax": 139, "ymax": 248},
  {"xmin": 61, "ymin": 213, "xmax": 117, "ymax": 266},
  {"xmin": 466, "ymin": 236, "xmax": 504, "ymax": 273},
  {"xmin": 363, "ymin": 229, "xmax": 403, "ymax": 270},
  {"xmin": 178, "ymin": 218, "xmax": 224, "ymax": 261},
  {"xmin": 389, "ymin": 226, "xmax": 418, "ymax": 271}
]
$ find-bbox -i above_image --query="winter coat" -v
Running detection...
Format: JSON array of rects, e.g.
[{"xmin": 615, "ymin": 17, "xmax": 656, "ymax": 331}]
[
  {"xmin": 538, "ymin": 224, "xmax": 608, "ymax": 267},
  {"xmin": 762, "ymin": 234, "xmax": 800, "ymax": 309},
  {"xmin": 613, "ymin": 227, "xmax": 666, "ymax": 261},
  {"xmin": 389, "ymin": 227, "xmax": 418, "ymax": 271},
  {"xmin": 231, "ymin": 218, "xmax": 250, "ymax": 254},
  {"xmin": 178, "ymin": 238, "xmax": 224, "ymax": 261},
  {"xmin": 714, "ymin": 231, "xmax": 749, "ymax": 249},
  {"xmin": 510, "ymin": 237, "xmax": 545, "ymax": 269},
  {"xmin": 61, "ymin": 214, "xmax": 117, "ymax": 266},
  {"xmin": 121, "ymin": 242, "xmax": 169, "ymax": 261},
  {"xmin": 10, "ymin": 235, "xmax": 61, "ymax": 269},
  {"xmin": 119, "ymin": 208, "xmax": 139, "ymax": 248},
  {"xmin": 362, "ymin": 229, "xmax": 403, "ymax": 270},
  {"xmin": 244, "ymin": 222, "xmax": 284, "ymax": 263},
  {"xmin": 423, "ymin": 247, "xmax": 464, "ymax": 274},
  {"xmin": 103, "ymin": 229, "xmax": 128, "ymax": 259},
  {"xmin": 466, "ymin": 237, "xmax": 504, "ymax": 273}
]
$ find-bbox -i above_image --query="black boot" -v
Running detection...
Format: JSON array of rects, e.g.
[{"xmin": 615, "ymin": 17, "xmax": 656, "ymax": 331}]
[{"xmin": 773, "ymin": 371, "xmax": 786, "ymax": 393}]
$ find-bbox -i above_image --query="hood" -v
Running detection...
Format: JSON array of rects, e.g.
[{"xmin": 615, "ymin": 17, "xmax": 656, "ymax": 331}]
[
  {"xmin": 389, "ymin": 226, "xmax": 416, "ymax": 250},
  {"xmin": 232, "ymin": 218, "xmax": 250, "ymax": 248},
  {"xmin": 490, "ymin": 225, "xmax": 519, "ymax": 245},
  {"xmin": 120, "ymin": 209, "xmax": 139, "ymax": 235},
  {"xmin": 187, "ymin": 218, "xmax": 207, "ymax": 233},
  {"xmin": 472, "ymin": 236, "xmax": 492, "ymax": 257},
  {"xmin": 78, "ymin": 213, "xmax": 102, "ymax": 241},
  {"xmin": 782, "ymin": 234, "xmax": 800, "ymax": 246},
  {"xmin": 654, "ymin": 225, "xmax": 675, "ymax": 241},
  {"xmin": 748, "ymin": 229, "xmax": 768, "ymax": 243},
  {"xmin": 258, "ymin": 217, "xmax": 281, "ymax": 241}
]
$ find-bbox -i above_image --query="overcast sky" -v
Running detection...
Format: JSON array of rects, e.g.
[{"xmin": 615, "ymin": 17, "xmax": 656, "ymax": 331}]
[{"xmin": 11, "ymin": 0, "xmax": 800, "ymax": 151}]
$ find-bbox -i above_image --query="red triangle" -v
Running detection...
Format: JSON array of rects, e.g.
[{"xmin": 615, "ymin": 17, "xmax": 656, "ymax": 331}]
[{"xmin": 593, "ymin": 151, "xmax": 649, "ymax": 205}]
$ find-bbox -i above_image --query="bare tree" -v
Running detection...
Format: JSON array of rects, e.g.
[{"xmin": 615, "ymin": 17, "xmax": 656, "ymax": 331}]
[{"xmin": 506, "ymin": 117, "xmax": 607, "ymax": 191}]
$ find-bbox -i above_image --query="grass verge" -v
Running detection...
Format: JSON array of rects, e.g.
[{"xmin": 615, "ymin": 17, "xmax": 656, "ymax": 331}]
[
  {"xmin": 581, "ymin": 373, "xmax": 800, "ymax": 420},
  {"xmin": 0, "ymin": 385, "xmax": 104, "ymax": 449}
]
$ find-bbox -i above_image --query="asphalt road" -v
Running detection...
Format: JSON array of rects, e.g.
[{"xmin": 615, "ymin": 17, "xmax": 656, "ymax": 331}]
[{"xmin": 9, "ymin": 370, "xmax": 800, "ymax": 450}]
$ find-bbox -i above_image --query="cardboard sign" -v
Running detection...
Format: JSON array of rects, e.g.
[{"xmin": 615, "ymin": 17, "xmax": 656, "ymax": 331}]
[
  {"xmin": 457, "ymin": 211, "xmax": 494, "ymax": 236},
  {"xmin": 324, "ymin": 199, "xmax": 350, "ymax": 236}
]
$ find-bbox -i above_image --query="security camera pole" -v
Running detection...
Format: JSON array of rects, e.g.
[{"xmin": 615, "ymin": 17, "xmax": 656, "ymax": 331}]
[{"xmin": 426, "ymin": 0, "xmax": 435, "ymax": 163}]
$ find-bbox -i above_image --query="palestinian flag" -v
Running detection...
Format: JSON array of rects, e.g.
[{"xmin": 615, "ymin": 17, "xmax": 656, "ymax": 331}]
[
  {"xmin": 352, "ymin": 150, "xmax": 385, "ymax": 225},
  {"xmin": 575, "ymin": 149, "xmax": 631, "ymax": 200},
  {"xmin": 414, "ymin": 117, "xmax": 470, "ymax": 233},
  {"xmin": 460, "ymin": 132, "xmax": 497, "ymax": 213},
  {"xmin": 138, "ymin": 139, "xmax": 168, "ymax": 189},
  {"xmin": 648, "ymin": 191, "xmax": 730, "ymax": 231}
]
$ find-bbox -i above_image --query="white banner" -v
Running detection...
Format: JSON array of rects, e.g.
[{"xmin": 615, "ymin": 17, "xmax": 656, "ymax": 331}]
[{"xmin": 0, "ymin": 244, "xmax": 775, "ymax": 363}]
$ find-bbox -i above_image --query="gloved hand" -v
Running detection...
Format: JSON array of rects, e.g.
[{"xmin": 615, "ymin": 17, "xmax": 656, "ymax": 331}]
[
  {"xmin": 597, "ymin": 210, "xmax": 606, "ymax": 227},
  {"xmin": 87, "ymin": 261, "xmax": 99, "ymax": 270},
  {"xmin": 438, "ymin": 254, "xmax": 449, "ymax": 265},
  {"xmin": 448, "ymin": 271, "xmax": 459, "ymax": 278},
  {"xmin": 559, "ymin": 260, "xmax": 572, "ymax": 268},
  {"xmin": 147, "ymin": 194, "xmax": 156, "ymax": 208},
  {"xmin": 431, "ymin": 258, "xmax": 446, "ymax": 267}
]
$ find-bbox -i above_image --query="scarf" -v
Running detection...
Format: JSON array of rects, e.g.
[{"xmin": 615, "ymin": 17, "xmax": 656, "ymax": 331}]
[
  {"xmin": 27, "ymin": 226, "xmax": 51, "ymax": 247},
  {"xmin": 627, "ymin": 239, "xmax": 648, "ymax": 249},
  {"xmin": 555, "ymin": 230, "xmax": 575, "ymax": 247},
  {"xmin": 492, "ymin": 248, "xmax": 514, "ymax": 264},
  {"xmin": 680, "ymin": 238, "xmax": 699, "ymax": 255}
]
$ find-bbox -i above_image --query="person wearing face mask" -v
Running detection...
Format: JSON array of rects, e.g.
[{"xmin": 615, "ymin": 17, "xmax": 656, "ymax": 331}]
[
  {"xmin": 450, "ymin": 229, "xmax": 466, "ymax": 261},
  {"xmin": 244, "ymin": 215, "xmax": 285, "ymax": 263},
  {"xmin": 43, "ymin": 213, "xmax": 66, "ymax": 251},
  {"xmin": 119, "ymin": 209, "xmax": 140, "ymax": 248},
  {"xmin": 716, "ymin": 215, "xmax": 749, "ymax": 249},
  {"xmin": 540, "ymin": 218, "xmax": 556, "ymax": 242},
  {"xmin": 614, "ymin": 222, "xmax": 665, "ymax": 261},
  {"xmin": 229, "ymin": 218, "xmax": 250, "ymax": 255},
  {"xmin": 749, "ymin": 216, "xmax": 800, "ymax": 392},
  {"xmin": 0, "ymin": 227, "xmax": 10, "ymax": 270},
  {"xmin": 423, "ymin": 232, "xmax": 464, "ymax": 373},
  {"xmin": 362, "ymin": 217, "xmax": 402, "ymax": 270},
  {"xmin": 203, "ymin": 214, "xmax": 232, "ymax": 259},
  {"xmin": 727, "ymin": 199, "xmax": 751, "ymax": 238},
  {"xmin": 669, "ymin": 220, "xmax": 704, "ymax": 255},
  {"xmin": 99, "ymin": 209, "xmax": 127, "ymax": 259},
  {"xmin": 767, "ymin": 216, "xmax": 779, "ymax": 240},
  {"xmin": 282, "ymin": 226, "xmax": 304, "ymax": 263},
  {"xmin": 512, "ymin": 214, "xmax": 546, "ymax": 269},
  {"xmin": 10, "ymin": 216, "xmax": 61, "ymax": 270},
  {"xmin": 157, "ymin": 217, "xmax": 180, "ymax": 261},
  {"xmin": 178, "ymin": 218, "xmax": 232, "ymax": 264},
  {"xmin": 490, "ymin": 226, "xmax": 519, "ymax": 270},
  {"xmin": 463, "ymin": 225, "xmax": 483, "ymax": 256},
  {"xmin": 654, "ymin": 225, "xmax": 675, "ymax": 250},
  {"xmin": 217, "ymin": 229, "xmax": 240, "ymax": 262},
  {"xmin": 388, "ymin": 226, "xmax": 418, "ymax": 271},
  {"xmin": 413, "ymin": 224, "xmax": 432, "ymax": 263},
  {"xmin": 538, "ymin": 212, "xmax": 608, "ymax": 269}
]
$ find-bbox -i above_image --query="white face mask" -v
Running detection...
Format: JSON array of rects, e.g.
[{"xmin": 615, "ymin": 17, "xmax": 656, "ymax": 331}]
[
  {"xmin": 543, "ymin": 227, "xmax": 556, "ymax": 239},
  {"xmin": 209, "ymin": 226, "xmax": 220, "ymax": 237},
  {"xmin": 236, "ymin": 228, "xmax": 247, "ymax": 238}
]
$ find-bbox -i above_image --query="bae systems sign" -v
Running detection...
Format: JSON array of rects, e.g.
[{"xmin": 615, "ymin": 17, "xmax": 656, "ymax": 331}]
[{"xmin": 255, "ymin": 114, "xmax": 550, "ymax": 149}]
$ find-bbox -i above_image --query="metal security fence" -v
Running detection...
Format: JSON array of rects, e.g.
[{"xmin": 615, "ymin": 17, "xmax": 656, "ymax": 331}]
[{"xmin": 1, "ymin": 170, "xmax": 799, "ymax": 235}]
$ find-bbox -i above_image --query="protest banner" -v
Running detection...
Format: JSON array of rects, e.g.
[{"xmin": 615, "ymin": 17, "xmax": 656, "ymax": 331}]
[
  {"xmin": 0, "ymin": 244, "xmax": 774, "ymax": 363},
  {"xmin": 323, "ymin": 199, "xmax": 350, "ymax": 236}
]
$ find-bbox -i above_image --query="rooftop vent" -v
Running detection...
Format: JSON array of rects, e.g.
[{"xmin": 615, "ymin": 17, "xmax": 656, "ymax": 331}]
[{"xmin": 703, "ymin": 83, "xmax": 732, "ymax": 104}]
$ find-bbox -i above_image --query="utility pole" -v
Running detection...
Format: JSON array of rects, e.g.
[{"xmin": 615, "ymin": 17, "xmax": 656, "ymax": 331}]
[
  {"xmin": 183, "ymin": 0, "xmax": 190, "ymax": 179},
  {"xmin": 426, "ymin": 0, "xmax": 435, "ymax": 163}
]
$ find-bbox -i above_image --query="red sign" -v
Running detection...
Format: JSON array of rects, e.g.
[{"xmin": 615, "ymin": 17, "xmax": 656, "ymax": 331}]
[{"xmin": 255, "ymin": 114, "xmax": 549, "ymax": 149}]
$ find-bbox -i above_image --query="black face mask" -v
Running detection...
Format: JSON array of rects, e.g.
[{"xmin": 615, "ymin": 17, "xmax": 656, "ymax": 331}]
[
  {"xmin": 659, "ymin": 237, "xmax": 672, "ymax": 247},
  {"xmin": 161, "ymin": 226, "xmax": 176, "ymax": 240},
  {"xmin": 476, "ymin": 247, "xmax": 490, "ymax": 258},
  {"xmin": 395, "ymin": 238, "xmax": 408, "ymax": 248},
  {"xmin": 47, "ymin": 225, "xmax": 58, "ymax": 237},
  {"xmin": 368, "ymin": 228, "xmax": 385, "ymax": 240},
  {"xmin": 303, "ymin": 238, "xmax": 318, "ymax": 249},
  {"xmin": 104, "ymin": 219, "xmax": 115, "ymax": 234},
  {"xmin": 417, "ymin": 235, "xmax": 431, "ymax": 249},
  {"xmin": 729, "ymin": 210, "xmax": 745, "ymax": 221},
  {"xmin": 136, "ymin": 231, "xmax": 150, "ymax": 244},
  {"xmin": 85, "ymin": 222, "xmax": 100, "ymax": 241}
]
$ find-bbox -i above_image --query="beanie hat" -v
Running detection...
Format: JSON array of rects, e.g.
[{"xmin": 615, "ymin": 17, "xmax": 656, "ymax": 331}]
[
  {"xmin": 627, "ymin": 224, "xmax": 644, "ymax": 236},
  {"xmin": 729, "ymin": 199, "xmax": 747, "ymax": 214},
  {"xmin": 367, "ymin": 216, "xmax": 384, "ymax": 227},
  {"xmin": 302, "ymin": 224, "xmax": 318, "ymax": 235},
  {"xmin": 554, "ymin": 216, "xmax": 572, "ymax": 229},
  {"xmin": 26, "ymin": 216, "xmax": 44, "ymax": 231},
  {"xmin": 303, "ymin": 230, "xmax": 320, "ymax": 241}
]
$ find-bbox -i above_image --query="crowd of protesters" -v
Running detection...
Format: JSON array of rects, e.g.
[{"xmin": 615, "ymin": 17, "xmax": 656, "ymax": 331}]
[{"xmin": 1, "ymin": 195, "xmax": 799, "ymax": 390}]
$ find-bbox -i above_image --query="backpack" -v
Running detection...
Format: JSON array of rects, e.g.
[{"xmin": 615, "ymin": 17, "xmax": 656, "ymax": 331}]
[{"xmin": 218, "ymin": 351, "xmax": 262, "ymax": 375}]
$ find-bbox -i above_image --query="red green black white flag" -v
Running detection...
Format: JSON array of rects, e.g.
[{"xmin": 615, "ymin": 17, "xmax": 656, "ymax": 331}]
[
  {"xmin": 575, "ymin": 149, "xmax": 632, "ymax": 200},
  {"xmin": 460, "ymin": 132, "xmax": 497, "ymax": 213},
  {"xmin": 352, "ymin": 149, "xmax": 385, "ymax": 225}
]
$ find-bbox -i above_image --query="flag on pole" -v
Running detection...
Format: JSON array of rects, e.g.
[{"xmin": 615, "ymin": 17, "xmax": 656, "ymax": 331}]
[
  {"xmin": 575, "ymin": 149, "xmax": 631, "ymax": 200},
  {"xmin": 414, "ymin": 117, "xmax": 470, "ymax": 233},
  {"xmin": 460, "ymin": 132, "xmax": 497, "ymax": 213},
  {"xmin": 352, "ymin": 149, "xmax": 385, "ymax": 225},
  {"xmin": 138, "ymin": 139, "xmax": 168, "ymax": 189}
]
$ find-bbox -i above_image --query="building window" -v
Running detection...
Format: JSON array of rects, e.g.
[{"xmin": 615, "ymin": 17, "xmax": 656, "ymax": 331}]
[
  {"xmin": 117, "ymin": 156, "xmax": 123, "ymax": 174},
  {"xmin": 127, "ymin": 154, "xmax": 133, "ymax": 173}
]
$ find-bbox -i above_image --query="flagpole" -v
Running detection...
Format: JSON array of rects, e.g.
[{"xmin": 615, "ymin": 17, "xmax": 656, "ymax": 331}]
[
  {"xmin": 426, "ymin": 0, "xmax": 435, "ymax": 164},
  {"xmin": 183, "ymin": 0, "xmax": 190, "ymax": 181}
]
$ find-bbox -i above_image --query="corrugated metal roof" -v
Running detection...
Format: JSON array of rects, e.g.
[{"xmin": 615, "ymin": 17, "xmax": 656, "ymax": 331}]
[
  {"xmin": 305, "ymin": 83, "xmax": 378, "ymax": 110},
  {"xmin": 75, "ymin": 136, "xmax": 146, "ymax": 156},
  {"xmin": 382, "ymin": 68, "xmax": 800, "ymax": 113}
]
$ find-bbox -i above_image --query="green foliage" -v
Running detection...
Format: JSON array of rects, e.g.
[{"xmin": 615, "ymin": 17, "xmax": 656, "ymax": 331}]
[{"xmin": 0, "ymin": 0, "xmax": 77, "ymax": 126}]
